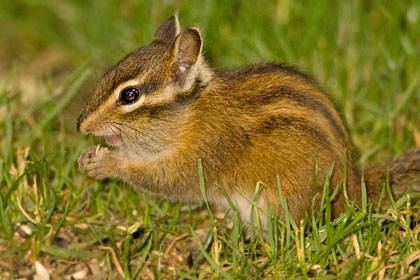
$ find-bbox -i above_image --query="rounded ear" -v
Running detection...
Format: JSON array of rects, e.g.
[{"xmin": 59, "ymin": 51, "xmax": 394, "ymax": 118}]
[
  {"xmin": 172, "ymin": 28, "xmax": 203, "ymax": 80},
  {"xmin": 153, "ymin": 15, "xmax": 180, "ymax": 45}
]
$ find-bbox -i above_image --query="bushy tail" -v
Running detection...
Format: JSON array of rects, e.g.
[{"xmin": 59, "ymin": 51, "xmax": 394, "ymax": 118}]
[{"xmin": 364, "ymin": 148, "xmax": 420, "ymax": 204}]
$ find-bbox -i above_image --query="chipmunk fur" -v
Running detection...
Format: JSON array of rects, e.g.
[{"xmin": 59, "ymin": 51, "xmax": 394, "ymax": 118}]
[{"xmin": 77, "ymin": 15, "xmax": 420, "ymax": 229}]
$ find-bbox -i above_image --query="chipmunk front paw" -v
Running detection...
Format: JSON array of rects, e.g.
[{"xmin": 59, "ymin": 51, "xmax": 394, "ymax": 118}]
[{"xmin": 78, "ymin": 146, "xmax": 115, "ymax": 180}]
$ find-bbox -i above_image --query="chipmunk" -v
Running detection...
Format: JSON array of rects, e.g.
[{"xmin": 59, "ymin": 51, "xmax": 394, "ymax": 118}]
[{"xmin": 77, "ymin": 15, "xmax": 420, "ymax": 229}]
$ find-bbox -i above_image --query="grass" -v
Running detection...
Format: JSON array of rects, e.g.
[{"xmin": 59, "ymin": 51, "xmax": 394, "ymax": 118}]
[{"xmin": 1, "ymin": 0, "xmax": 420, "ymax": 278}]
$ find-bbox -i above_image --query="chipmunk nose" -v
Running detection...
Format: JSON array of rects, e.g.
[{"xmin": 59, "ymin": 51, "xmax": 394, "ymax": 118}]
[
  {"xmin": 77, "ymin": 114, "xmax": 90, "ymax": 135},
  {"xmin": 76, "ymin": 114, "xmax": 83, "ymax": 132}
]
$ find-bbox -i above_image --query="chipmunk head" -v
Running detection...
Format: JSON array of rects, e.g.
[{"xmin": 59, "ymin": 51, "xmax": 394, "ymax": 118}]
[{"xmin": 77, "ymin": 16, "xmax": 213, "ymax": 155}]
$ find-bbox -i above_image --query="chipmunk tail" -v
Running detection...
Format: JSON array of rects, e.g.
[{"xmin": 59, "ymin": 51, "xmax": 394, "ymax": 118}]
[{"xmin": 363, "ymin": 148, "xmax": 420, "ymax": 204}]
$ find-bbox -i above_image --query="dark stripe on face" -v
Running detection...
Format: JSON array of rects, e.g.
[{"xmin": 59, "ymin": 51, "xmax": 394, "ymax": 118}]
[
  {"xmin": 252, "ymin": 87, "xmax": 348, "ymax": 144},
  {"xmin": 255, "ymin": 115, "xmax": 331, "ymax": 149},
  {"xmin": 126, "ymin": 79, "xmax": 203, "ymax": 120},
  {"xmin": 132, "ymin": 82, "xmax": 160, "ymax": 96}
]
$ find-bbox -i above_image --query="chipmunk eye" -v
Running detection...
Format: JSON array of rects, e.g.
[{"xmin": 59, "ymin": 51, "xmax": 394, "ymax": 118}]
[{"xmin": 120, "ymin": 87, "xmax": 140, "ymax": 105}]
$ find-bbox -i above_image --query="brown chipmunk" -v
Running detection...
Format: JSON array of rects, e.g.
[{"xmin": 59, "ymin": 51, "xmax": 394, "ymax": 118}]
[{"xmin": 77, "ymin": 15, "xmax": 420, "ymax": 229}]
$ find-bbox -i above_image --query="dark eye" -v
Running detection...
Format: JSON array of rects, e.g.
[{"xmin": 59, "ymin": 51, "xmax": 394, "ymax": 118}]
[{"xmin": 119, "ymin": 87, "xmax": 140, "ymax": 105}]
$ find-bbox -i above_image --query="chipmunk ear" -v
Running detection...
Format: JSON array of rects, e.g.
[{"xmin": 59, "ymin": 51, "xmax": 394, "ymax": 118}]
[
  {"xmin": 172, "ymin": 28, "xmax": 203, "ymax": 86},
  {"xmin": 153, "ymin": 15, "xmax": 180, "ymax": 45}
]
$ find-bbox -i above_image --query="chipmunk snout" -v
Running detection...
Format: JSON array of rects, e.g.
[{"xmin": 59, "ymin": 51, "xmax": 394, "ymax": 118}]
[
  {"xmin": 77, "ymin": 114, "xmax": 91, "ymax": 135},
  {"xmin": 77, "ymin": 112, "xmax": 110, "ymax": 136}
]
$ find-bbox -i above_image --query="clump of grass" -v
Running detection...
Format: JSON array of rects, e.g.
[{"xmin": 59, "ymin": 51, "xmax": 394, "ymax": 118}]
[{"xmin": 1, "ymin": 0, "xmax": 420, "ymax": 278}]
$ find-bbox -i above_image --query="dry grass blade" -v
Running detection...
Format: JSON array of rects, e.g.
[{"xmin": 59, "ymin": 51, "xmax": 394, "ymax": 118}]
[{"xmin": 99, "ymin": 246, "xmax": 125, "ymax": 279}]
